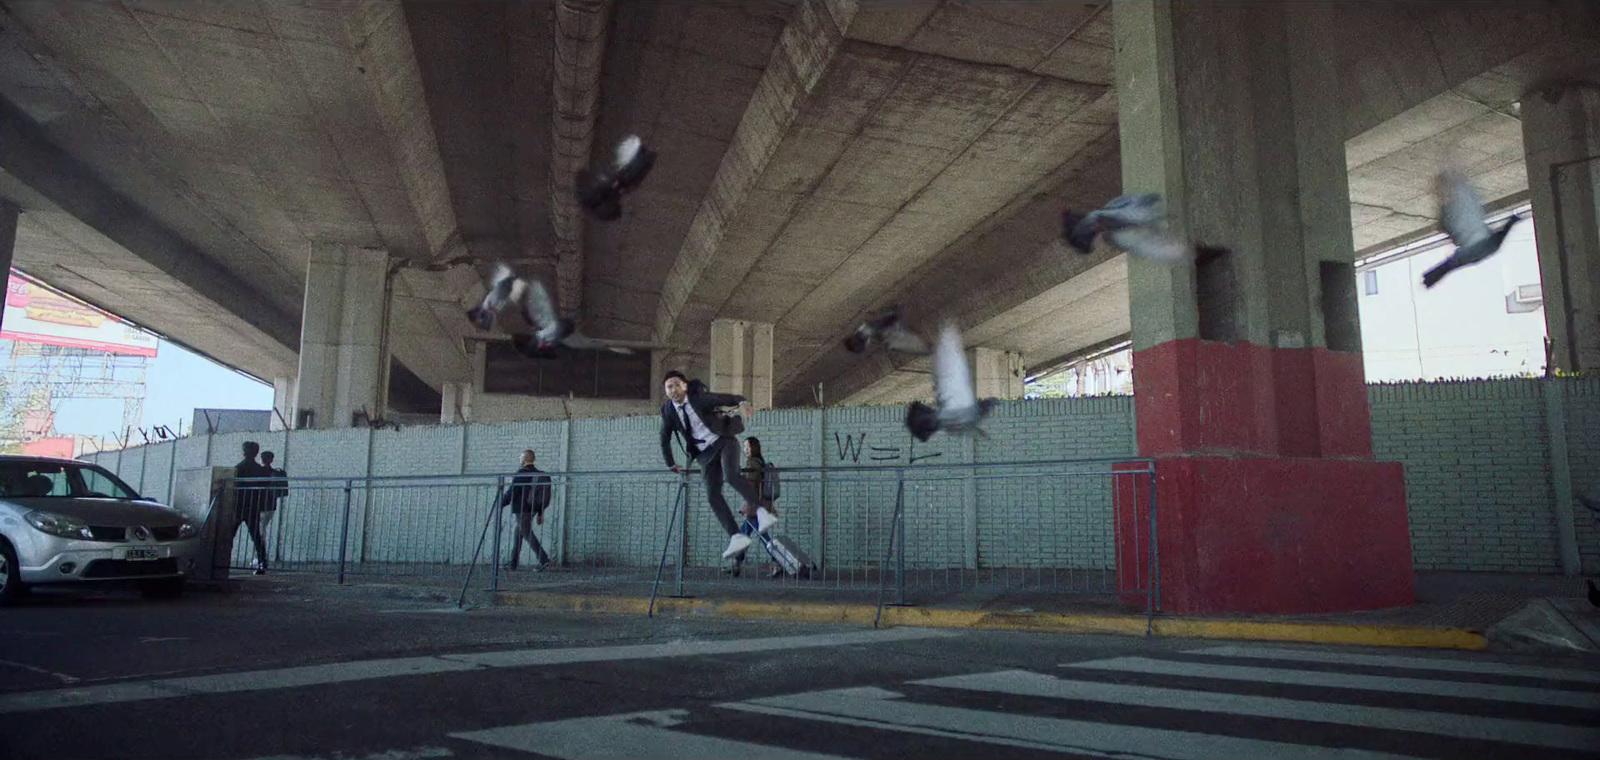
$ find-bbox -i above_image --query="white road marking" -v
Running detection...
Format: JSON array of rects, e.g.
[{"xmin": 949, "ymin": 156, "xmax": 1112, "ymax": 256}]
[
  {"xmin": 917, "ymin": 669, "xmax": 1600, "ymax": 752},
  {"xmin": 249, "ymin": 747, "xmax": 453, "ymax": 760},
  {"xmin": 0, "ymin": 659, "xmax": 79, "ymax": 684},
  {"xmin": 723, "ymin": 687, "xmax": 1416, "ymax": 760},
  {"xmin": 0, "ymin": 628, "xmax": 953, "ymax": 714},
  {"xmin": 1061, "ymin": 657, "xmax": 1600, "ymax": 709},
  {"xmin": 452, "ymin": 709, "xmax": 850, "ymax": 759},
  {"xmin": 1186, "ymin": 645, "xmax": 1600, "ymax": 684}
]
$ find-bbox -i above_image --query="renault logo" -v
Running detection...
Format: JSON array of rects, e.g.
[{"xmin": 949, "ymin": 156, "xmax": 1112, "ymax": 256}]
[{"xmin": 130, "ymin": 526, "xmax": 151, "ymax": 541}]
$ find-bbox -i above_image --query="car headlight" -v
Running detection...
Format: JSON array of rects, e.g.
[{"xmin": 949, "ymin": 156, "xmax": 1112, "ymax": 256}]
[
  {"xmin": 177, "ymin": 522, "xmax": 199, "ymax": 539},
  {"xmin": 25, "ymin": 511, "xmax": 94, "ymax": 540}
]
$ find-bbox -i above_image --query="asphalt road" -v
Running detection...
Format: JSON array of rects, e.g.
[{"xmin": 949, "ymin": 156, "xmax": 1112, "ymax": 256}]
[{"xmin": 2, "ymin": 583, "xmax": 1598, "ymax": 760}]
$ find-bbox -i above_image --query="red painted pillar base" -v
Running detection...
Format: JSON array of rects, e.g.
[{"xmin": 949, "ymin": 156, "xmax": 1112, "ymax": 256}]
[
  {"xmin": 1145, "ymin": 456, "xmax": 1413, "ymax": 615},
  {"xmin": 1117, "ymin": 339, "xmax": 1416, "ymax": 615}
]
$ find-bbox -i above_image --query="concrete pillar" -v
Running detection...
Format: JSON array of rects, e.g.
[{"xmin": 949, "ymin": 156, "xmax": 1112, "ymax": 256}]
[
  {"xmin": 440, "ymin": 382, "xmax": 474, "ymax": 425},
  {"xmin": 1112, "ymin": 0, "xmax": 1410, "ymax": 616},
  {"xmin": 293, "ymin": 243, "xmax": 388, "ymax": 429},
  {"xmin": 969, "ymin": 347, "xmax": 1025, "ymax": 400},
  {"xmin": 270, "ymin": 376, "xmax": 295, "ymax": 431},
  {"xmin": 0, "ymin": 201, "xmax": 16, "ymax": 335},
  {"xmin": 1523, "ymin": 86, "xmax": 1600, "ymax": 374},
  {"xmin": 708, "ymin": 318, "xmax": 774, "ymax": 408}
]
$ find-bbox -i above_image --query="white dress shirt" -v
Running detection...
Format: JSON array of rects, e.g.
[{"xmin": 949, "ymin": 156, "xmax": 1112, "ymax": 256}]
[{"xmin": 675, "ymin": 400, "xmax": 716, "ymax": 449}]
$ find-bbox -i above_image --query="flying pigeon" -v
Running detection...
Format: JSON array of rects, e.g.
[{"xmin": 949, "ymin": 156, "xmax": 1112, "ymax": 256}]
[
  {"xmin": 843, "ymin": 305, "xmax": 929, "ymax": 355},
  {"xmin": 465, "ymin": 263, "xmax": 525, "ymax": 332},
  {"xmin": 1590, "ymin": 580, "xmax": 1600, "ymax": 609},
  {"xmin": 518, "ymin": 277, "xmax": 634, "ymax": 355},
  {"xmin": 575, "ymin": 135, "xmax": 657, "ymax": 222},
  {"xmin": 904, "ymin": 323, "xmax": 997, "ymax": 442},
  {"xmin": 1061, "ymin": 193, "xmax": 1191, "ymax": 265},
  {"xmin": 1422, "ymin": 170, "xmax": 1524, "ymax": 289}
]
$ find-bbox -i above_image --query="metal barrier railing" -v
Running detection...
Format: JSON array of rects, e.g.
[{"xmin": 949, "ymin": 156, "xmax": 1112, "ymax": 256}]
[{"xmin": 221, "ymin": 457, "xmax": 1158, "ymax": 621}]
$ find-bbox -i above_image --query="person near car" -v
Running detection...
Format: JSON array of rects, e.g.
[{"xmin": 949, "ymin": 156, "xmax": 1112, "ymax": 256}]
[{"xmin": 233, "ymin": 441, "xmax": 271, "ymax": 575}]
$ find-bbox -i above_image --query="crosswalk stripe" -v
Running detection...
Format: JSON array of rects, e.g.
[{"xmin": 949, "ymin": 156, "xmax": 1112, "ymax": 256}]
[
  {"xmin": 1062, "ymin": 657, "xmax": 1600, "ymax": 709},
  {"xmin": 915, "ymin": 669, "xmax": 1600, "ymax": 752},
  {"xmin": 723, "ymin": 686, "xmax": 1418, "ymax": 760},
  {"xmin": 0, "ymin": 628, "xmax": 952, "ymax": 715},
  {"xmin": 451, "ymin": 709, "xmax": 850, "ymax": 759},
  {"xmin": 1187, "ymin": 645, "xmax": 1600, "ymax": 684}
]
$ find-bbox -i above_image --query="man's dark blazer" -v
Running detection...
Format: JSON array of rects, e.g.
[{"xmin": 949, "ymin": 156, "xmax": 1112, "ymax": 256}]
[{"xmin": 660, "ymin": 379, "xmax": 746, "ymax": 468}]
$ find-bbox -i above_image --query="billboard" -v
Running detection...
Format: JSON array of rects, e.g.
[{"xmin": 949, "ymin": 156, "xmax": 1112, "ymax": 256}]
[{"xmin": 2, "ymin": 270, "xmax": 158, "ymax": 357}]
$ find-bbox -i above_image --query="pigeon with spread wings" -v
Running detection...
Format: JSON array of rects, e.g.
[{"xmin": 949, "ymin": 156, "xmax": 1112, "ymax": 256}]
[
  {"xmin": 1061, "ymin": 193, "xmax": 1192, "ymax": 265},
  {"xmin": 518, "ymin": 277, "xmax": 634, "ymax": 355},
  {"xmin": 575, "ymin": 135, "xmax": 657, "ymax": 222},
  {"xmin": 904, "ymin": 323, "xmax": 997, "ymax": 442},
  {"xmin": 465, "ymin": 263, "xmax": 526, "ymax": 332},
  {"xmin": 1422, "ymin": 170, "xmax": 1524, "ymax": 288},
  {"xmin": 844, "ymin": 305, "xmax": 930, "ymax": 355}
]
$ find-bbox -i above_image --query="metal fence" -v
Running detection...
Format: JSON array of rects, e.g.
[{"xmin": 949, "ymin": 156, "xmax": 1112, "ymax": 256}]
[{"xmin": 218, "ymin": 457, "xmax": 1157, "ymax": 615}]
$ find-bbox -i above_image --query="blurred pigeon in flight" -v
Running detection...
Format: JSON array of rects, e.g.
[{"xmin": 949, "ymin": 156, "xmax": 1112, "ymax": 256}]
[
  {"xmin": 843, "ymin": 305, "xmax": 929, "ymax": 355},
  {"xmin": 518, "ymin": 277, "xmax": 634, "ymax": 355},
  {"xmin": 1422, "ymin": 170, "xmax": 1524, "ymax": 289},
  {"xmin": 1061, "ymin": 193, "xmax": 1191, "ymax": 265},
  {"xmin": 466, "ymin": 263, "xmax": 525, "ymax": 332},
  {"xmin": 904, "ymin": 323, "xmax": 997, "ymax": 442},
  {"xmin": 575, "ymin": 135, "xmax": 657, "ymax": 222}
]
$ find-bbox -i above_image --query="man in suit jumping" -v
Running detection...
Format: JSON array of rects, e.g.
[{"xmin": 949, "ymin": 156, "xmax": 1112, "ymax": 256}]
[{"xmin": 659, "ymin": 369, "xmax": 762, "ymax": 568}]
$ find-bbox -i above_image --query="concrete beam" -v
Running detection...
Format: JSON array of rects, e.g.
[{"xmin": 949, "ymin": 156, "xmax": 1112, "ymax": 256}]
[
  {"xmin": 344, "ymin": 1, "xmax": 459, "ymax": 260},
  {"xmin": 550, "ymin": 0, "xmax": 613, "ymax": 313},
  {"xmin": 652, "ymin": 0, "xmax": 861, "ymax": 346},
  {"xmin": 0, "ymin": 96, "xmax": 301, "ymax": 351}
]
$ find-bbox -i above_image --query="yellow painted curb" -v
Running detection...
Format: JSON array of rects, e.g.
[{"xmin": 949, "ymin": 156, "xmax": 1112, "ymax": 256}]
[{"xmin": 495, "ymin": 591, "xmax": 1487, "ymax": 651}]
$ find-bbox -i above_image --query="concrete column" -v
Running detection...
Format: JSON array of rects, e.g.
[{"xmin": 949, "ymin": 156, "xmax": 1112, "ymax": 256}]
[
  {"xmin": 1523, "ymin": 86, "xmax": 1600, "ymax": 374},
  {"xmin": 708, "ymin": 318, "xmax": 775, "ymax": 408},
  {"xmin": 1112, "ymin": 0, "xmax": 1410, "ymax": 616},
  {"xmin": 440, "ymin": 382, "xmax": 474, "ymax": 425},
  {"xmin": 749, "ymin": 322, "xmax": 774, "ymax": 410},
  {"xmin": 293, "ymin": 243, "xmax": 388, "ymax": 429},
  {"xmin": 710, "ymin": 319, "xmax": 747, "ymax": 397},
  {"xmin": 270, "ymin": 376, "xmax": 295, "ymax": 430},
  {"xmin": 0, "ymin": 201, "xmax": 16, "ymax": 335},
  {"xmin": 969, "ymin": 347, "xmax": 1025, "ymax": 400}
]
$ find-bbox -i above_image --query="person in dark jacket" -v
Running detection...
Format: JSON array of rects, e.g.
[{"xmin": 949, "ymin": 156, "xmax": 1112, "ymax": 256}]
[
  {"xmin": 233, "ymin": 441, "xmax": 271, "ymax": 575},
  {"xmin": 658, "ymin": 370, "xmax": 763, "ymax": 569},
  {"xmin": 501, "ymin": 449, "xmax": 552, "ymax": 571}
]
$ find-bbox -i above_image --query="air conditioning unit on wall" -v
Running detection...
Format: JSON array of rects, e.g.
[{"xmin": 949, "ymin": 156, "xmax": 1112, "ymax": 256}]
[{"xmin": 1505, "ymin": 284, "xmax": 1543, "ymax": 314}]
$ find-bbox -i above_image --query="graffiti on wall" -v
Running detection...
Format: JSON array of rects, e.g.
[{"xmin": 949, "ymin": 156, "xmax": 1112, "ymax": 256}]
[{"xmin": 833, "ymin": 432, "xmax": 943, "ymax": 464}]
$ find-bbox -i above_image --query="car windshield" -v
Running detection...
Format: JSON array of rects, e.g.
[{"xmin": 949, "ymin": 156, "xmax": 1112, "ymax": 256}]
[{"xmin": 0, "ymin": 460, "xmax": 140, "ymax": 500}]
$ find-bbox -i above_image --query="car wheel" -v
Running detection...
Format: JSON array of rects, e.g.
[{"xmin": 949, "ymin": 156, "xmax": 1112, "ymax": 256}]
[
  {"xmin": 0, "ymin": 539, "xmax": 27, "ymax": 606},
  {"xmin": 139, "ymin": 577, "xmax": 186, "ymax": 600}
]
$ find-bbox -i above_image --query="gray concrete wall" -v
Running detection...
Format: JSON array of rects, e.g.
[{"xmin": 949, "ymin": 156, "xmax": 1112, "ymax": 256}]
[{"xmin": 84, "ymin": 377, "xmax": 1600, "ymax": 576}]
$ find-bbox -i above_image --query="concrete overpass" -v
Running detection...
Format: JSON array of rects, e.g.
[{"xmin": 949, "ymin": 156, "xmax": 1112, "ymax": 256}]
[{"xmin": 0, "ymin": 0, "xmax": 1596, "ymax": 425}]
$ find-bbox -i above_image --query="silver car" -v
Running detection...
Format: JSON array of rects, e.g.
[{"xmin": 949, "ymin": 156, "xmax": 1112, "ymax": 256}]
[{"xmin": 0, "ymin": 455, "xmax": 201, "ymax": 604}]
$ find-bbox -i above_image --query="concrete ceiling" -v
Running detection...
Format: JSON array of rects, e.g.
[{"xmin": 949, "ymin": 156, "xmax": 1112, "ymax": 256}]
[{"xmin": 0, "ymin": 0, "xmax": 1595, "ymax": 410}]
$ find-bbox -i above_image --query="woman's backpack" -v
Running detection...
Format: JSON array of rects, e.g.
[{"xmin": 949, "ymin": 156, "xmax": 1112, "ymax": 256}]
[{"xmin": 761, "ymin": 461, "xmax": 781, "ymax": 501}]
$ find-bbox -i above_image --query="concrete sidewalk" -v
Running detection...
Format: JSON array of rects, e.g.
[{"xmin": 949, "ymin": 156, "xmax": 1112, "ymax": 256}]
[{"xmin": 227, "ymin": 567, "xmax": 1598, "ymax": 652}]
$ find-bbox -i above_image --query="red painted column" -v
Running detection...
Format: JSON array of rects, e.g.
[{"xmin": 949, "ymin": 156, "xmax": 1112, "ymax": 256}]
[{"xmin": 1114, "ymin": 0, "xmax": 1413, "ymax": 615}]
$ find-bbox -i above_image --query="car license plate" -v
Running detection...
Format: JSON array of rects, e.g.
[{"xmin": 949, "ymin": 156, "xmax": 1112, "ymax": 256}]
[{"xmin": 124, "ymin": 548, "xmax": 159, "ymax": 561}]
